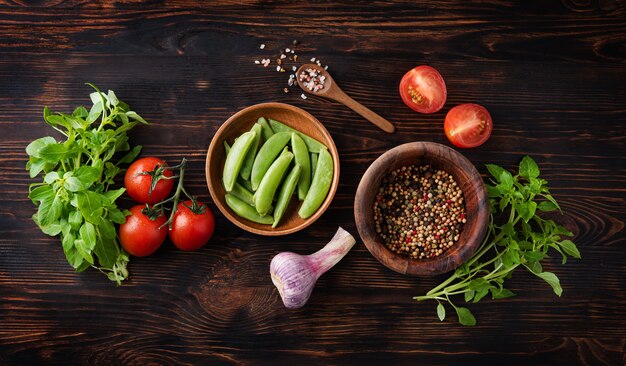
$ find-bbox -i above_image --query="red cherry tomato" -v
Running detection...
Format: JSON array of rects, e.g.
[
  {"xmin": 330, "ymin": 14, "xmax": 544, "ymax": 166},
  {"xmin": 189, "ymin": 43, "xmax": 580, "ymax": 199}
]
[
  {"xmin": 169, "ymin": 200, "xmax": 215, "ymax": 251},
  {"xmin": 119, "ymin": 205, "xmax": 167, "ymax": 257},
  {"xmin": 124, "ymin": 157, "xmax": 174, "ymax": 204},
  {"xmin": 399, "ymin": 65, "xmax": 447, "ymax": 114},
  {"xmin": 444, "ymin": 103, "xmax": 493, "ymax": 148}
]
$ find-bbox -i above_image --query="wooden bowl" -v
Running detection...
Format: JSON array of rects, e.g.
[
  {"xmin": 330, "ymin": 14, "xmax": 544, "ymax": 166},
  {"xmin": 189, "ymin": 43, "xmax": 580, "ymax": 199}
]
[
  {"xmin": 354, "ymin": 142, "xmax": 489, "ymax": 276},
  {"xmin": 206, "ymin": 102, "xmax": 340, "ymax": 236}
]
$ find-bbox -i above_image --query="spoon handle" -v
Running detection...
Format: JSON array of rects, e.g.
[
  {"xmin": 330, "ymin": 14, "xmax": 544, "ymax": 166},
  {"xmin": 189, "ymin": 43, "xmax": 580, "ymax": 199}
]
[{"xmin": 334, "ymin": 91, "xmax": 395, "ymax": 133}]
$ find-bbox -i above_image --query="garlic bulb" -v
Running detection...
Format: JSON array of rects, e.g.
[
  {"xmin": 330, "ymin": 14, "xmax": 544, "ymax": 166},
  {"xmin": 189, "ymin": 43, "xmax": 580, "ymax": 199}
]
[{"xmin": 270, "ymin": 227, "xmax": 356, "ymax": 309}]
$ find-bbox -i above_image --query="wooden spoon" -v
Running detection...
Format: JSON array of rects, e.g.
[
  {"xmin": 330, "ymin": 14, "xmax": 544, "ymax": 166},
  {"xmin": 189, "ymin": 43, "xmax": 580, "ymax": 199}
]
[{"xmin": 295, "ymin": 64, "xmax": 395, "ymax": 133}]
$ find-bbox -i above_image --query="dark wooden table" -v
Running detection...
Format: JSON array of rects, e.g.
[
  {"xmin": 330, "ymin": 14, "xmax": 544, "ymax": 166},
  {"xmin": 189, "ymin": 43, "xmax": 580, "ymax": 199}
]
[{"xmin": 1, "ymin": 1, "xmax": 625, "ymax": 365}]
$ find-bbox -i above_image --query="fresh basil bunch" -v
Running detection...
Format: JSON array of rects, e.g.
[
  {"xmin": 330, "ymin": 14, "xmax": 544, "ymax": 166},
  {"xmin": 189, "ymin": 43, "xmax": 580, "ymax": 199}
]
[
  {"xmin": 415, "ymin": 156, "xmax": 581, "ymax": 325},
  {"xmin": 26, "ymin": 84, "xmax": 146, "ymax": 284}
]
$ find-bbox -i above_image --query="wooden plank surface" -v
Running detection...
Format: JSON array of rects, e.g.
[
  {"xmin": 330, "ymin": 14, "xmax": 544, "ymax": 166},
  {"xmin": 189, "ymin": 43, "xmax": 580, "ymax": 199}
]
[{"xmin": 1, "ymin": 1, "xmax": 625, "ymax": 365}]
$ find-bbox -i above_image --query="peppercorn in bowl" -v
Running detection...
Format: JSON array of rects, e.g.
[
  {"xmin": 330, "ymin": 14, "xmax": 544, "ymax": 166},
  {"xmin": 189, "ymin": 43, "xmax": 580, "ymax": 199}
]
[{"xmin": 354, "ymin": 142, "xmax": 489, "ymax": 276}]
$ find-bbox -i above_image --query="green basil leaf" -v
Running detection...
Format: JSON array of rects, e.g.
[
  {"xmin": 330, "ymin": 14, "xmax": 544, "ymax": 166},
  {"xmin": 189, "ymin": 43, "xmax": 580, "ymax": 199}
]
[
  {"xmin": 468, "ymin": 278, "xmax": 489, "ymax": 291},
  {"xmin": 90, "ymin": 91, "xmax": 105, "ymax": 105},
  {"xmin": 73, "ymin": 106, "xmax": 89, "ymax": 118},
  {"xmin": 40, "ymin": 221, "xmax": 62, "ymax": 236},
  {"xmin": 523, "ymin": 251, "xmax": 545, "ymax": 262},
  {"xmin": 541, "ymin": 194, "xmax": 562, "ymax": 213},
  {"xmin": 486, "ymin": 185, "xmax": 501, "ymax": 198},
  {"xmin": 69, "ymin": 210, "xmax": 83, "ymax": 231},
  {"xmin": 437, "ymin": 303, "xmax": 446, "ymax": 321},
  {"xmin": 62, "ymin": 232, "xmax": 85, "ymax": 269},
  {"xmin": 103, "ymin": 188, "xmax": 126, "ymax": 203},
  {"xmin": 538, "ymin": 200, "xmax": 558, "ymax": 212},
  {"xmin": 27, "ymin": 156, "xmax": 47, "ymax": 178},
  {"xmin": 74, "ymin": 239, "xmax": 94, "ymax": 264},
  {"xmin": 107, "ymin": 90, "xmax": 119, "ymax": 107},
  {"xmin": 464, "ymin": 290, "xmax": 475, "ymax": 302},
  {"xmin": 45, "ymin": 114, "xmax": 69, "ymax": 129},
  {"xmin": 535, "ymin": 271, "xmax": 562, "ymax": 297},
  {"xmin": 75, "ymin": 166, "xmax": 100, "ymax": 187},
  {"xmin": 38, "ymin": 191, "xmax": 63, "ymax": 226},
  {"xmin": 125, "ymin": 111, "xmax": 148, "ymax": 124},
  {"xmin": 499, "ymin": 171, "xmax": 514, "ymax": 189},
  {"xmin": 117, "ymin": 145, "xmax": 142, "ymax": 165},
  {"xmin": 94, "ymin": 220, "xmax": 119, "ymax": 268},
  {"xmin": 64, "ymin": 177, "xmax": 85, "ymax": 192},
  {"xmin": 519, "ymin": 156, "xmax": 540, "ymax": 179},
  {"xmin": 29, "ymin": 185, "xmax": 53, "ymax": 203},
  {"xmin": 559, "ymin": 240, "xmax": 581, "ymax": 259},
  {"xmin": 39, "ymin": 143, "xmax": 71, "ymax": 163},
  {"xmin": 104, "ymin": 162, "xmax": 120, "ymax": 183},
  {"xmin": 486, "ymin": 164, "xmax": 507, "ymax": 181},
  {"xmin": 491, "ymin": 288, "xmax": 516, "ymax": 299},
  {"xmin": 26, "ymin": 136, "xmax": 56, "ymax": 158},
  {"xmin": 79, "ymin": 222, "xmax": 97, "ymax": 252},
  {"xmin": 473, "ymin": 287, "xmax": 490, "ymax": 303},
  {"xmin": 108, "ymin": 207, "xmax": 127, "ymax": 224},
  {"xmin": 455, "ymin": 307, "xmax": 476, "ymax": 326},
  {"xmin": 87, "ymin": 101, "xmax": 103, "ymax": 123},
  {"xmin": 77, "ymin": 191, "xmax": 104, "ymax": 224}
]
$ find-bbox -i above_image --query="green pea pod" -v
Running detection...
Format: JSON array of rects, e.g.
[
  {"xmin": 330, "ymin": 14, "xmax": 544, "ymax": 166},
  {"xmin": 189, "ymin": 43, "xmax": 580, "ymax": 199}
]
[
  {"xmin": 225, "ymin": 194, "xmax": 274, "ymax": 224},
  {"xmin": 223, "ymin": 131, "xmax": 256, "ymax": 192},
  {"xmin": 268, "ymin": 118, "xmax": 327, "ymax": 153},
  {"xmin": 230, "ymin": 181, "xmax": 255, "ymax": 206},
  {"xmin": 272, "ymin": 164, "xmax": 301, "ymax": 228},
  {"xmin": 250, "ymin": 132, "xmax": 291, "ymax": 190},
  {"xmin": 257, "ymin": 117, "xmax": 274, "ymax": 141},
  {"xmin": 254, "ymin": 151, "xmax": 294, "ymax": 216},
  {"xmin": 311, "ymin": 153, "xmax": 318, "ymax": 179},
  {"xmin": 240, "ymin": 124, "xmax": 263, "ymax": 180},
  {"xmin": 291, "ymin": 133, "xmax": 311, "ymax": 201},
  {"xmin": 299, "ymin": 148, "xmax": 333, "ymax": 219},
  {"xmin": 238, "ymin": 176, "xmax": 254, "ymax": 192},
  {"xmin": 224, "ymin": 141, "xmax": 231, "ymax": 155}
]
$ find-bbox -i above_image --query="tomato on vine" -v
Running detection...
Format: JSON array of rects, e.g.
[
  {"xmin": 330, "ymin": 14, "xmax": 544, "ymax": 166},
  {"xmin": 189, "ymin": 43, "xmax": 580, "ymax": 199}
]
[
  {"xmin": 169, "ymin": 200, "xmax": 215, "ymax": 251},
  {"xmin": 119, "ymin": 205, "xmax": 167, "ymax": 257},
  {"xmin": 124, "ymin": 157, "xmax": 175, "ymax": 204}
]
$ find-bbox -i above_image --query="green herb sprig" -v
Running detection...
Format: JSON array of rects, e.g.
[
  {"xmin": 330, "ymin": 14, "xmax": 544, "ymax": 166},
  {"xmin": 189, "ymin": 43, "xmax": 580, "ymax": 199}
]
[
  {"xmin": 26, "ymin": 84, "xmax": 147, "ymax": 284},
  {"xmin": 415, "ymin": 156, "xmax": 581, "ymax": 326}
]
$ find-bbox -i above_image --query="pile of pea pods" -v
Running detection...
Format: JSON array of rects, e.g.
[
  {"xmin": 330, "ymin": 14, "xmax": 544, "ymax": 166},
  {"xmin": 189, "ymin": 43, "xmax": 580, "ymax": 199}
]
[{"xmin": 222, "ymin": 117, "xmax": 334, "ymax": 228}]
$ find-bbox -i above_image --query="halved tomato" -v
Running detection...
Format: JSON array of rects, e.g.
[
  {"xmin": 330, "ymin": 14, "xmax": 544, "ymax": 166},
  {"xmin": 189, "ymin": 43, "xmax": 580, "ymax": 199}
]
[
  {"xmin": 444, "ymin": 104, "xmax": 493, "ymax": 148},
  {"xmin": 399, "ymin": 66, "xmax": 447, "ymax": 114}
]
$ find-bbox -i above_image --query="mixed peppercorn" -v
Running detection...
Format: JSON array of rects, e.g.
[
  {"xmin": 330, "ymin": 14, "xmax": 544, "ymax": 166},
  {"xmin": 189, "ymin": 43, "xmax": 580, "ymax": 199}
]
[{"xmin": 373, "ymin": 164, "xmax": 466, "ymax": 259}]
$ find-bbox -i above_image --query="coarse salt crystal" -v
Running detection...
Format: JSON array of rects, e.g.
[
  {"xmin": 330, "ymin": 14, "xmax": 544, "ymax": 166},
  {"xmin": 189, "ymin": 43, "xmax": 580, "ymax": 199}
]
[
  {"xmin": 301, "ymin": 93, "xmax": 307, "ymax": 99},
  {"xmin": 310, "ymin": 57, "xmax": 316, "ymax": 62},
  {"xmin": 260, "ymin": 44, "xmax": 266, "ymax": 49},
  {"xmin": 254, "ymin": 60, "xmax": 260, "ymax": 64},
  {"xmin": 285, "ymin": 48, "xmax": 291, "ymax": 53},
  {"xmin": 324, "ymin": 65, "xmax": 328, "ymax": 70},
  {"xmin": 276, "ymin": 66, "xmax": 281, "ymax": 72},
  {"xmin": 280, "ymin": 54, "xmax": 286, "ymax": 59},
  {"xmin": 292, "ymin": 66, "xmax": 297, "ymax": 71}
]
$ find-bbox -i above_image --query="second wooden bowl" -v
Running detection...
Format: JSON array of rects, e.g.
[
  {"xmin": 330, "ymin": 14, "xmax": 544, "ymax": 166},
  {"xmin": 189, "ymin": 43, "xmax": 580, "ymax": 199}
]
[
  {"xmin": 206, "ymin": 102, "xmax": 340, "ymax": 236},
  {"xmin": 354, "ymin": 142, "xmax": 489, "ymax": 276}
]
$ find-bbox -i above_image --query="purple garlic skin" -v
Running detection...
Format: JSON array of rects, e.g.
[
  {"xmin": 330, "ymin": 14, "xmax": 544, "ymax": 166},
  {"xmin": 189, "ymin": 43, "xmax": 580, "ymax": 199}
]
[
  {"xmin": 270, "ymin": 227, "xmax": 356, "ymax": 309},
  {"xmin": 270, "ymin": 252, "xmax": 316, "ymax": 309}
]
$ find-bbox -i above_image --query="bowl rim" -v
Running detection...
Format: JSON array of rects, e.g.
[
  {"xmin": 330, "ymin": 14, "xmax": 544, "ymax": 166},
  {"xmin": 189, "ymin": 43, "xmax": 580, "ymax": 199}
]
[
  {"xmin": 206, "ymin": 102, "xmax": 340, "ymax": 236},
  {"xmin": 354, "ymin": 141, "xmax": 490, "ymax": 276}
]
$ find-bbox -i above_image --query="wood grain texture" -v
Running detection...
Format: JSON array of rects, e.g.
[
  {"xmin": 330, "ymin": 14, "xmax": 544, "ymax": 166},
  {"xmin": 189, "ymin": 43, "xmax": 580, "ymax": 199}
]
[{"xmin": 1, "ymin": 0, "xmax": 625, "ymax": 365}]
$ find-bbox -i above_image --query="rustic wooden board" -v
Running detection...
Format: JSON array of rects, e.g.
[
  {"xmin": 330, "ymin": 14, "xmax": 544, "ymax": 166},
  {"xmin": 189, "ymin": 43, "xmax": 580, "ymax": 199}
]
[{"xmin": 1, "ymin": 1, "xmax": 625, "ymax": 365}]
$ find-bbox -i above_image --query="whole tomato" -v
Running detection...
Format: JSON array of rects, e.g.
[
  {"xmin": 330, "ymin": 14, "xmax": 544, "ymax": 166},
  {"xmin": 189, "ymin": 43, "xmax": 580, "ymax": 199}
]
[
  {"xmin": 169, "ymin": 200, "xmax": 215, "ymax": 251},
  {"xmin": 119, "ymin": 205, "xmax": 167, "ymax": 257},
  {"xmin": 124, "ymin": 157, "xmax": 174, "ymax": 204}
]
